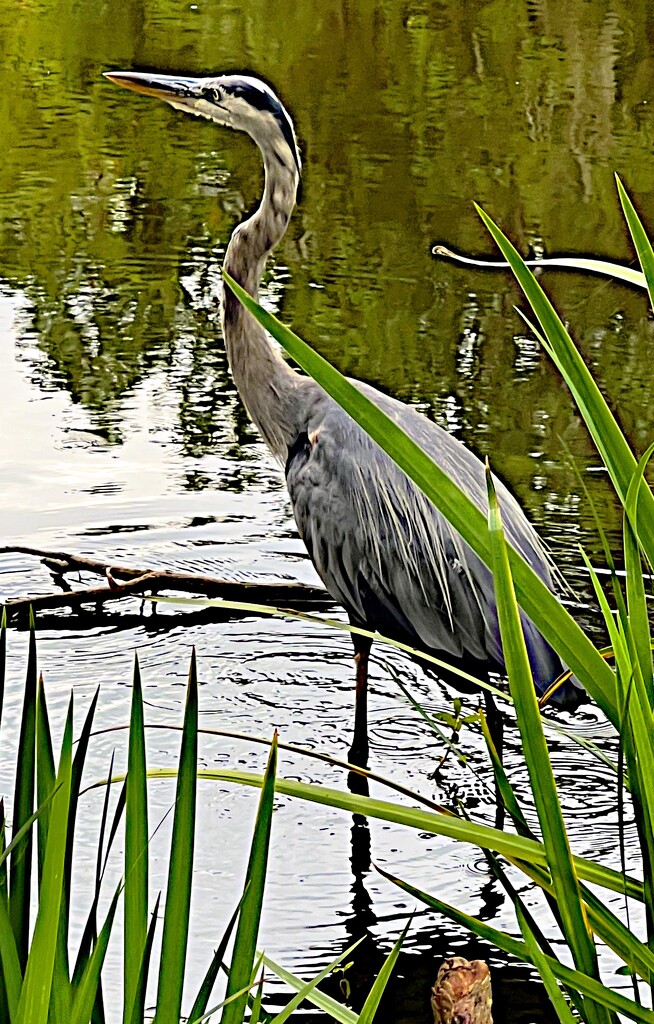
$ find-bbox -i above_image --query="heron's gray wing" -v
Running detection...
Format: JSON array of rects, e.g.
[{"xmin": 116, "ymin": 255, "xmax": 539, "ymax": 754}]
[{"xmin": 285, "ymin": 383, "xmax": 566, "ymax": 692}]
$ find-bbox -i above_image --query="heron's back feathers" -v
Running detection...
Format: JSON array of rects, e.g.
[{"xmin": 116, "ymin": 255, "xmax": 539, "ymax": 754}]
[{"xmin": 286, "ymin": 381, "xmax": 579, "ymax": 703}]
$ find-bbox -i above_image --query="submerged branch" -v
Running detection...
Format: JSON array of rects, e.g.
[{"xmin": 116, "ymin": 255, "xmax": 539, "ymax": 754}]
[{"xmin": 0, "ymin": 545, "xmax": 332, "ymax": 622}]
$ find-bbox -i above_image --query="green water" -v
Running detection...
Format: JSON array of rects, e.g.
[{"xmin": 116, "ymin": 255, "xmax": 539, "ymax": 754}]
[
  {"xmin": 2, "ymin": 0, "xmax": 654, "ymax": 537},
  {"xmin": 0, "ymin": 2, "xmax": 652, "ymax": 1020}
]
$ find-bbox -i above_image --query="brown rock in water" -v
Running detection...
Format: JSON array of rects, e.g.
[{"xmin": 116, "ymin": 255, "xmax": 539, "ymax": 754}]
[{"xmin": 432, "ymin": 957, "xmax": 493, "ymax": 1024}]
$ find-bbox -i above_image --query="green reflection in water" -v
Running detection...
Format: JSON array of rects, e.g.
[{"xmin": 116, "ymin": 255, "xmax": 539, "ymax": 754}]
[{"xmin": 1, "ymin": 0, "xmax": 654, "ymax": 556}]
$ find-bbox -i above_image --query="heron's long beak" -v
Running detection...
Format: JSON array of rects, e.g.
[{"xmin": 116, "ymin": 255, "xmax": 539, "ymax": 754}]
[{"xmin": 104, "ymin": 71, "xmax": 203, "ymax": 106}]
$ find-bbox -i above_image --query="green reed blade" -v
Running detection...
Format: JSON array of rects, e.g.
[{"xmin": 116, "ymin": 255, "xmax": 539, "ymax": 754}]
[
  {"xmin": 516, "ymin": 902, "xmax": 578, "ymax": 1024},
  {"xmin": 190, "ymin": 769, "xmax": 642, "ymax": 901},
  {"xmin": 72, "ymin": 753, "xmax": 119, "ymax": 990},
  {"xmin": 10, "ymin": 612, "xmax": 37, "ymax": 969},
  {"xmin": 358, "ymin": 919, "xmax": 409, "ymax": 1024},
  {"xmin": 35, "ymin": 673, "xmax": 70, "ymax": 1024},
  {"xmin": 486, "ymin": 468, "xmax": 608, "ymax": 1024},
  {"xmin": 249, "ymin": 965, "xmax": 264, "ymax": 1024},
  {"xmin": 222, "ymin": 272, "xmax": 618, "ymax": 723},
  {"xmin": 124, "ymin": 656, "xmax": 148, "ymax": 1024},
  {"xmin": 616, "ymin": 177, "xmax": 654, "ymax": 315},
  {"xmin": 266, "ymin": 938, "xmax": 363, "ymax": 1024},
  {"xmin": 153, "ymin": 651, "xmax": 198, "ymax": 1024},
  {"xmin": 221, "ymin": 733, "xmax": 278, "ymax": 1024},
  {"xmin": 68, "ymin": 688, "xmax": 100, "ymax": 910},
  {"xmin": 623, "ymin": 442, "xmax": 654, "ymax": 701},
  {"xmin": 261, "ymin": 952, "xmax": 359, "ymax": 1024},
  {"xmin": 70, "ymin": 883, "xmax": 121, "ymax": 1024},
  {"xmin": 128, "ymin": 894, "xmax": 161, "ymax": 1024},
  {"xmin": 187, "ymin": 893, "xmax": 244, "ymax": 1024},
  {"xmin": 475, "ymin": 205, "xmax": 654, "ymax": 590},
  {"xmin": 35, "ymin": 675, "xmax": 55, "ymax": 888},
  {"xmin": 16, "ymin": 697, "xmax": 73, "ymax": 1024},
  {"xmin": 0, "ymin": 875, "xmax": 21, "ymax": 1023}
]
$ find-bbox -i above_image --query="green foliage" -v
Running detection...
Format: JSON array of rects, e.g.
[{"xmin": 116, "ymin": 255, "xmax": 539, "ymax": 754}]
[{"xmin": 0, "ymin": 629, "xmax": 404, "ymax": 1023}]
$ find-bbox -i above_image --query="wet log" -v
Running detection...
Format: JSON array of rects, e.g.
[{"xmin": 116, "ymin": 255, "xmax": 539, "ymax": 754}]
[{"xmin": 0, "ymin": 545, "xmax": 332, "ymax": 622}]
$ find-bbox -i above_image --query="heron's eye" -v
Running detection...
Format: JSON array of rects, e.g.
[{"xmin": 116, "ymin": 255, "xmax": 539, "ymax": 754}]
[{"xmin": 209, "ymin": 87, "xmax": 223, "ymax": 104}]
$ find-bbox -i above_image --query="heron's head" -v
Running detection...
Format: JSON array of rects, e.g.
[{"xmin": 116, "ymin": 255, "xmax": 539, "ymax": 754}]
[{"xmin": 104, "ymin": 71, "xmax": 301, "ymax": 175}]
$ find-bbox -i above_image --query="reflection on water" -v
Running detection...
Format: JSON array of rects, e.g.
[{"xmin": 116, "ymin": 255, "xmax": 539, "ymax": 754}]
[{"xmin": 0, "ymin": 0, "xmax": 652, "ymax": 1019}]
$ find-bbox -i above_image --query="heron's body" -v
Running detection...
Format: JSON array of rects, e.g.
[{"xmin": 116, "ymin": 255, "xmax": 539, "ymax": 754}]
[{"xmin": 106, "ymin": 70, "xmax": 579, "ymax": 764}]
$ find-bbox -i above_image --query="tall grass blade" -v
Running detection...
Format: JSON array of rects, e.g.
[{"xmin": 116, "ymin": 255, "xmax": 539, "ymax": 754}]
[
  {"xmin": 486, "ymin": 468, "xmax": 609, "ymax": 1024},
  {"xmin": 70, "ymin": 884, "xmax": 121, "ymax": 1024},
  {"xmin": 36, "ymin": 676, "xmax": 72, "ymax": 1023},
  {"xmin": 357, "ymin": 919, "xmax": 409, "ymax": 1024},
  {"xmin": 266, "ymin": 939, "xmax": 363, "ymax": 1024},
  {"xmin": 261, "ymin": 953, "xmax": 359, "ymax": 1024},
  {"xmin": 124, "ymin": 656, "xmax": 149, "ymax": 1024},
  {"xmin": 153, "ymin": 650, "xmax": 198, "ymax": 1024},
  {"xmin": 516, "ymin": 903, "xmax": 579, "ymax": 1024},
  {"xmin": 16, "ymin": 697, "xmax": 73, "ymax": 1024},
  {"xmin": 128, "ymin": 894, "xmax": 161, "ymax": 1024},
  {"xmin": 475, "ymin": 204, "xmax": 654, "ymax": 580},
  {"xmin": 10, "ymin": 611, "xmax": 37, "ymax": 969},
  {"xmin": 615, "ymin": 177, "xmax": 654, "ymax": 312},
  {"xmin": 35, "ymin": 676, "xmax": 55, "ymax": 888},
  {"xmin": 72, "ymin": 755, "xmax": 120, "ymax": 989},
  {"xmin": 0, "ymin": 876, "xmax": 22, "ymax": 1023},
  {"xmin": 221, "ymin": 733, "xmax": 278, "ymax": 1024},
  {"xmin": 249, "ymin": 966, "xmax": 265, "ymax": 1024},
  {"xmin": 187, "ymin": 895, "xmax": 244, "ymax": 1024},
  {"xmin": 68, "ymin": 688, "xmax": 100, "ymax": 910},
  {"xmin": 194, "ymin": 768, "xmax": 642, "ymax": 900},
  {"xmin": 222, "ymin": 272, "xmax": 618, "ymax": 722},
  {"xmin": 623, "ymin": 442, "xmax": 654, "ymax": 701}
]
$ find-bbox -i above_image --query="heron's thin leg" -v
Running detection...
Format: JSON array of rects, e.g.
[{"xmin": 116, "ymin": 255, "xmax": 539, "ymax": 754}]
[{"xmin": 348, "ymin": 634, "xmax": 372, "ymax": 769}]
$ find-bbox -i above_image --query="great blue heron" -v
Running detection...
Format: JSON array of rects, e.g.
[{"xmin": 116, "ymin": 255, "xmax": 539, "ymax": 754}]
[{"xmin": 105, "ymin": 70, "xmax": 581, "ymax": 767}]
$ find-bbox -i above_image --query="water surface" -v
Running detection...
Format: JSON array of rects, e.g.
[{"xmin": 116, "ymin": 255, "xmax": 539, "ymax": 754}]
[{"xmin": 1, "ymin": 1, "xmax": 652, "ymax": 1019}]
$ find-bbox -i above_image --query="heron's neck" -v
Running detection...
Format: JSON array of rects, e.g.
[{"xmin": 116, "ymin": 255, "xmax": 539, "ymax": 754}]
[{"xmin": 222, "ymin": 147, "xmax": 305, "ymax": 461}]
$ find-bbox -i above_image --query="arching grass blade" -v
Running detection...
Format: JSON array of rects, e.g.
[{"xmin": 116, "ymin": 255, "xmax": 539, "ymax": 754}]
[
  {"xmin": 16, "ymin": 698, "xmax": 73, "ymax": 1024},
  {"xmin": 10, "ymin": 611, "xmax": 37, "ymax": 969},
  {"xmin": 152, "ymin": 651, "xmax": 198, "ymax": 1024},
  {"xmin": 124, "ymin": 656, "xmax": 148, "ymax": 1024},
  {"xmin": 475, "ymin": 204, "xmax": 654, "ymax": 581},
  {"xmin": 616, "ymin": 177, "xmax": 654, "ymax": 312},
  {"xmin": 187, "ymin": 894, "xmax": 243, "ymax": 1024},
  {"xmin": 189, "ymin": 768, "xmax": 642, "ymax": 901},
  {"xmin": 221, "ymin": 732, "xmax": 278, "ymax": 1024},
  {"xmin": 261, "ymin": 953, "xmax": 359, "ymax": 1024},
  {"xmin": 128, "ymin": 893, "xmax": 161, "ymax": 1024},
  {"xmin": 357, "ymin": 919, "xmax": 410, "ymax": 1024},
  {"xmin": 486, "ymin": 468, "xmax": 610, "ymax": 1024},
  {"xmin": 70, "ymin": 883, "xmax": 121, "ymax": 1024}
]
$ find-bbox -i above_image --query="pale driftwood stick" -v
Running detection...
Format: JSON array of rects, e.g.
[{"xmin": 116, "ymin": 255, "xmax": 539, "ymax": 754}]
[{"xmin": 0, "ymin": 545, "xmax": 332, "ymax": 621}]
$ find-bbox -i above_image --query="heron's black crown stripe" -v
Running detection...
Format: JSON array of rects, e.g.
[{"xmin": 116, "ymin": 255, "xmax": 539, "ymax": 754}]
[{"xmin": 224, "ymin": 79, "xmax": 300, "ymax": 173}]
